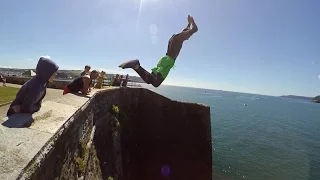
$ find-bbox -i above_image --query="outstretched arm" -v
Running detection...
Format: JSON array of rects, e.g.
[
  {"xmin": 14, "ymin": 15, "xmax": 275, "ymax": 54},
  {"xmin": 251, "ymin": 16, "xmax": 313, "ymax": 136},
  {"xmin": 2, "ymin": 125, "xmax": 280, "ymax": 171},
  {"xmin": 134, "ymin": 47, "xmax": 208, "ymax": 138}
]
[
  {"xmin": 179, "ymin": 15, "xmax": 198, "ymax": 40},
  {"xmin": 183, "ymin": 23, "xmax": 191, "ymax": 31},
  {"xmin": 81, "ymin": 76, "xmax": 91, "ymax": 94}
]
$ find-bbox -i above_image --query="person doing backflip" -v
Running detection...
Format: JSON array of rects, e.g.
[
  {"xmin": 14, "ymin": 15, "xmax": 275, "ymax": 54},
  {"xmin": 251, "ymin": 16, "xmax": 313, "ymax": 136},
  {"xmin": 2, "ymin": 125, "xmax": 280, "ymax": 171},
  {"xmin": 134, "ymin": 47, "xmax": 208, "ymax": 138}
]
[{"xmin": 118, "ymin": 15, "xmax": 198, "ymax": 87}]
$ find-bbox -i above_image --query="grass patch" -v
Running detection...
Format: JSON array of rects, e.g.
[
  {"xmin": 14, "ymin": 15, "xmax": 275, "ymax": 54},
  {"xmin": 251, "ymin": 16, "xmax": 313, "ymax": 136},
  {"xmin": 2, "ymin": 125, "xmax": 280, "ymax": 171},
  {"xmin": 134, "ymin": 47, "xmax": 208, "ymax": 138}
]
[
  {"xmin": 112, "ymin": 131, "xmax": 118, "ymax": 137},
  {"xmin": 75, "ymin": 138, "xmax": 90, "ymax": 176},
  {"xmin": 75, "ymin": 157, "xmax": 85, "ymax": 175},
  {"xmin": 25, "ymin": 160, "xmax": 40, "ymax": 177},
  {"xmin": 0, "ymin": 86, "xmax": 19, "ymax": 104},
  {"xmin": 116, "ymin": 120, "xmax": 120, "ymax": 128}
]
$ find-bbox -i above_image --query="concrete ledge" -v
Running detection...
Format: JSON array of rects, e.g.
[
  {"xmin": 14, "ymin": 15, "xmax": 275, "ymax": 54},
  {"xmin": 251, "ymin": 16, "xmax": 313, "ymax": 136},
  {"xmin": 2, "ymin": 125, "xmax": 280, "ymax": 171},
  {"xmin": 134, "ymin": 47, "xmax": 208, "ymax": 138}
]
[
  {"xmin": 0, "ymin": 88, "xmax": 212, "ymax": 180},
  {"xmin": 0, "ymin": 90, "xmax": 93, "ymax": 180}
]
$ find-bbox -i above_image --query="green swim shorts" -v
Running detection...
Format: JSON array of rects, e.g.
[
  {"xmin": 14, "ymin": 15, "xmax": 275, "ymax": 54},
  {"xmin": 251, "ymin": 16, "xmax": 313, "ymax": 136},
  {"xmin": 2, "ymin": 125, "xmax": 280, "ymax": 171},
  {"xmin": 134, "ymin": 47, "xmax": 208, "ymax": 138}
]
[{"xmin": 151, "ymin": 55, "xmax": 175, "ymax": 79}]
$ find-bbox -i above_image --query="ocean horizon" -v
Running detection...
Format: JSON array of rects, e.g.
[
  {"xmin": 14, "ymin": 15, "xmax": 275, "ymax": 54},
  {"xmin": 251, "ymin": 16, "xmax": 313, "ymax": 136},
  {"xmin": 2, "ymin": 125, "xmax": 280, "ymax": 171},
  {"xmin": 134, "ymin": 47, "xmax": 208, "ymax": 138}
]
[{"xmin": 141, "ymin": 84, "xmax": 320, "ymax": 180}]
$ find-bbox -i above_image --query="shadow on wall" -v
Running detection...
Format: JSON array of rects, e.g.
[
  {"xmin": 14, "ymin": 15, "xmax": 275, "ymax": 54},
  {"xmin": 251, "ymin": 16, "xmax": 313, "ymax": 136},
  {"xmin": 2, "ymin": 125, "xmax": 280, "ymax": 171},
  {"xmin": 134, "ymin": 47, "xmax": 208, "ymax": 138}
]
[{"xmin": 93, "ymin": 88, "xmax": 212, "ymax": 180}]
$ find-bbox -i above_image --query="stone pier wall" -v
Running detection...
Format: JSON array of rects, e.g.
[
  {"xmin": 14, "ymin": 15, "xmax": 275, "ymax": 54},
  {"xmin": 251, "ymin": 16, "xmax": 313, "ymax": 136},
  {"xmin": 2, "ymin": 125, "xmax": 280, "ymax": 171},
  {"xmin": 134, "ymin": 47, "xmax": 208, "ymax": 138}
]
[{"xmin": 0, "ymin": 88, "xmax": 212, "ymax": 180}]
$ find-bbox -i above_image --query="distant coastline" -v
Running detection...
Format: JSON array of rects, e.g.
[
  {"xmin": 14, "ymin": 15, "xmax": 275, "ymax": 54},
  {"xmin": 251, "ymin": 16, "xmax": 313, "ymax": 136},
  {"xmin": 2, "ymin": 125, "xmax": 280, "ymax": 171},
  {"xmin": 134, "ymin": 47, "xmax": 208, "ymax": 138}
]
[
  {"xmin": 2, "ymin": 68, "xmax": 319, "ymax": 101},
  {"xmin": 0, "ymin": 67, "xmax": 146, "ymax": 84},
  {"xmin": 280, "ymin": 95, "xmax": 320, "ymax": 103},
  {"xmin": 280, "ymin": 95, "xmax": 313, "ymax": 101}
]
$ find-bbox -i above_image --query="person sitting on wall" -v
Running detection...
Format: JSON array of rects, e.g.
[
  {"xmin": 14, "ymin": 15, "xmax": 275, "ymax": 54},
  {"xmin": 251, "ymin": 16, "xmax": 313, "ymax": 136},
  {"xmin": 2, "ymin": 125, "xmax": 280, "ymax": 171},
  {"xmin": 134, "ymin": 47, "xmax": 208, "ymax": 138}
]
[
  {"xmin": 109, "ymin": 75, "xmax": 115, "ymax": 86},
  {"xmin": 0, "ymin": 72, "xmax": 7, "ymax": 86},
  {"xmin": 95, "ymin": 71, "xmax": 106, "ymax": 89},
  {"xmin": 63, "ymin": 70, "xmax": 99, "ymax": 95},
  {"xmin": 112, "ymin": 74, "xmax": 119, "ymax": 86},
  {"xmin": 80, "ymin": 65, "xmax": 91, "ymax": 76},
  {"xmin": 112, "ymin": 74, "xmax": 121, "ymax": 86},
  {"xmin": 121, "ymin": 74, "xmax": 129, "ymax": 88},
  {"xmin": 119, "ymin": 74, "xmax": 124, "ymax": 85},
  {"xmin": 7, "ymin": 57, "xmax": 59, "ymax": 116}
]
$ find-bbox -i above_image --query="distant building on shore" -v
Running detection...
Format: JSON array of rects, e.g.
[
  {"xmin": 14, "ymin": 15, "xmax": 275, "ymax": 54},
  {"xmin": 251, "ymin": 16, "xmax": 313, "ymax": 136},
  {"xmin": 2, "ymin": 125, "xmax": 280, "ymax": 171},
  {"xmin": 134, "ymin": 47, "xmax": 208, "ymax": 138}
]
[{"xmin": 22, "ymin": 70, "xmax": 36, "ymax": 77}]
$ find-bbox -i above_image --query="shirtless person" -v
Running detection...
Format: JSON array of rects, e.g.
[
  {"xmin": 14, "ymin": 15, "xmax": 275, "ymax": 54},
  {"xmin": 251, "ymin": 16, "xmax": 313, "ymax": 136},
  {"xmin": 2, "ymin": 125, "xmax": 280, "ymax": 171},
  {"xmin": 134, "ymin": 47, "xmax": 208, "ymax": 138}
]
[
  {"xmin": 80, "ymin": 65, "xmax": 91, "ymax": 76},
  {"xmin": 118, "ymin": 15, "xmax": 198, "ymax": 87},
  {"xmin": 63, "ymin": 70, "xmax": 99, "ymax": 95}
]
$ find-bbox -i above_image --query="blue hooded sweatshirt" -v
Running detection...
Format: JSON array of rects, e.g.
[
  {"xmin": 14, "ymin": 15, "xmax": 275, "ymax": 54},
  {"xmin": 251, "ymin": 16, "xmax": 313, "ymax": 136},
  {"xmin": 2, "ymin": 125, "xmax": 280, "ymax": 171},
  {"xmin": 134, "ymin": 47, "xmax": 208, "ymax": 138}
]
[{"xmin": 7, "ymin": 57, "xmax": 59, "ymax": 116}]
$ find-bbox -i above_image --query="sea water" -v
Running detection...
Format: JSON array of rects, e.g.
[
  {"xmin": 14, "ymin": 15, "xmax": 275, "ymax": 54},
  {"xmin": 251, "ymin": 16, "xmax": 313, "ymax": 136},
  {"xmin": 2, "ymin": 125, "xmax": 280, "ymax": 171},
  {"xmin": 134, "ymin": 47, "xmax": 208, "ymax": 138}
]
[{"xmin": 142, "ymin": 84, "xmax": 320, "ymax": 180}]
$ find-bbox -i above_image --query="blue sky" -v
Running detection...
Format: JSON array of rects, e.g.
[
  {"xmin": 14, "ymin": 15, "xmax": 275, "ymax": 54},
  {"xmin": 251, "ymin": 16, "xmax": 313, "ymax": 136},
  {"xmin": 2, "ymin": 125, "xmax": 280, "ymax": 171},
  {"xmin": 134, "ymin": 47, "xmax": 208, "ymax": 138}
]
[{"xmin": 0, "ymin": 0, "xmax": 320, "ymax": 96}]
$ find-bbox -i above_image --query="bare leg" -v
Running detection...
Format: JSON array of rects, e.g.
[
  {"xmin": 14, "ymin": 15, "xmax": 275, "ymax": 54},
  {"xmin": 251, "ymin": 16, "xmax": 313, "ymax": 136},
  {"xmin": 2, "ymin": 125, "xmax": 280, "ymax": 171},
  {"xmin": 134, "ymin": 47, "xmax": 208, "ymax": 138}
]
[
  {"xmin": 119, "ymin": 59, "xmax": 164, "ymax": 87},
  {"xmin": 134, "ymin": 66, "xmax": 164, "ymax": 87}
]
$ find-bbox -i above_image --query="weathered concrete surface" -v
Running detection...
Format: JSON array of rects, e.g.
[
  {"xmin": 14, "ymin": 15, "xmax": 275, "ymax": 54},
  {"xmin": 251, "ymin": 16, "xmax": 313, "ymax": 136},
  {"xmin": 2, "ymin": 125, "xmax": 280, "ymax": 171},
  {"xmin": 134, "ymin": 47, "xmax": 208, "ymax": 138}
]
[
  {"xmin": 0, "ymin": 125, "xmax": 52, "ymax": 179},
  {"xmin": 0, "ymin": 89, "xmax": 97, "ymax": 180},
  {"xmin": 0, "ymin": 87, "xmax": 212, "ymax": 180}
]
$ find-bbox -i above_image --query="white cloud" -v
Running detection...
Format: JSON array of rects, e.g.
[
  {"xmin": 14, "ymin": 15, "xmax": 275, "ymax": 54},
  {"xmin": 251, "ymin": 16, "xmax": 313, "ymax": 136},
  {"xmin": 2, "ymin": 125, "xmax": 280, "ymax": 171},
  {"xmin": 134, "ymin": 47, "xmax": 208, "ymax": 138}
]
[
  {"xmin": 318, "ymin": 74, "xmax": 320, "ymax": 80},
  {"xmin": 0, "ymin": 65, "xmax": 12, "ymax": 68}
]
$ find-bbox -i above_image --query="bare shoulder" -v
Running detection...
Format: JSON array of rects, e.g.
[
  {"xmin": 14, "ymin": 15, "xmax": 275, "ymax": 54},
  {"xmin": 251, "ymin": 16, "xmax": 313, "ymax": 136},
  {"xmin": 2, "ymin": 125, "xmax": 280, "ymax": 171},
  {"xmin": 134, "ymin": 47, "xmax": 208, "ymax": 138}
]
[
  {"xmin": 174, "ymin": 32, "xmax": 187, "ymax": 41},
  {"xmin": 82, "ymin": 75, "xmax": 90, "ymax": 82},
  {"xmin": 83, "ymin": 75, "xmax": 90, "ymax": 79}
]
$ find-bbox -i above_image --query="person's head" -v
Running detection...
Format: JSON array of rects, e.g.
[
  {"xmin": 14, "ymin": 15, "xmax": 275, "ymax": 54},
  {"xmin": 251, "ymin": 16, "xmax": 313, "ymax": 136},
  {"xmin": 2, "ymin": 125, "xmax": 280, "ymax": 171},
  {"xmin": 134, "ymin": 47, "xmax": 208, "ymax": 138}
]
[
  {"xmin": 84, "ymin": 65, "xmax": 91, "ymax": 72},
  {"xmin": 126, "ymin": 74, "xmax": 129, "ymax": 79},
  {"xmin": 120, "ymin": 75, "xmax": 123, "ymax": 79},
  {"xmin": 90, "ymin": 70, "xmax": 99, "ymax": 79},
  {"xmin": 116, "ymin": 74, "xmax": 119, "ymax": 78},
  {"xmin": 101, "ymin": 71, "xmax": 106, "ymax": 76},
  {"xmin": 36, "ymin": 56, "xmax": 59, "ymax": 83}
]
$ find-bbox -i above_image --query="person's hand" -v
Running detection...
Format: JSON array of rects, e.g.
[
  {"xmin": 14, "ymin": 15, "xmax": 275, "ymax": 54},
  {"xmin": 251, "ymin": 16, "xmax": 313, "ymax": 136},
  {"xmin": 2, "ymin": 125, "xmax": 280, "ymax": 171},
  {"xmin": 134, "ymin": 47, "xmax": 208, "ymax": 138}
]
[
  {"xmin": 12, "ymin": 105, "xmax": 21, "ymax": 113},
  {"xmin": 188, "ymin": 15, "xmax": 194, "ymax": 24}
]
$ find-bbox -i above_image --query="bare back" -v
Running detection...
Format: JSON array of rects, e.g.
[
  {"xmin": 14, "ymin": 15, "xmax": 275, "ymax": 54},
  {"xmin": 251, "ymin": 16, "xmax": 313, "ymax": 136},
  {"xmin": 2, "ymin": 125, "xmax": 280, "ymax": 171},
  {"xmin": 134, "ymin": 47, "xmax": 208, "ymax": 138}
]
[
  {"xmin": 166, "ymin": 34, "xmax": 184, "ymax": 60},
  {"xmin": 166, "ymin": 24, "xmax": 198, "ymax": 60}
]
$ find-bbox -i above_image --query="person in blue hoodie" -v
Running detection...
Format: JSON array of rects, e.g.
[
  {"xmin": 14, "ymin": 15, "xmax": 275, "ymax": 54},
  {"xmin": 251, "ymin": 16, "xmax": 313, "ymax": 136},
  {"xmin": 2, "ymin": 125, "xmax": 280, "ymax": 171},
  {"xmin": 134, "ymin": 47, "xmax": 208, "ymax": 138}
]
[{"xmin": 7, "ymin": 57, "xmax": 59, "ymax": 116}]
